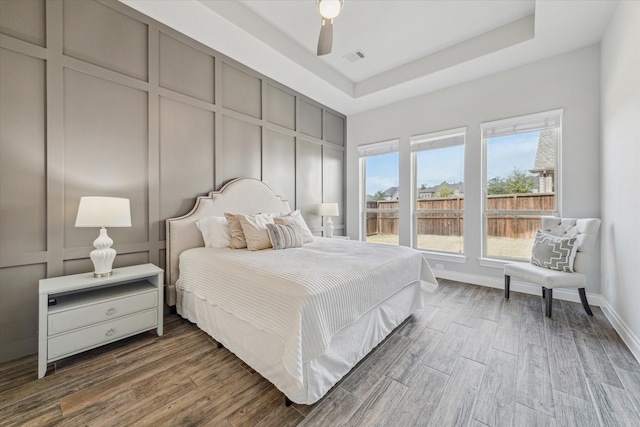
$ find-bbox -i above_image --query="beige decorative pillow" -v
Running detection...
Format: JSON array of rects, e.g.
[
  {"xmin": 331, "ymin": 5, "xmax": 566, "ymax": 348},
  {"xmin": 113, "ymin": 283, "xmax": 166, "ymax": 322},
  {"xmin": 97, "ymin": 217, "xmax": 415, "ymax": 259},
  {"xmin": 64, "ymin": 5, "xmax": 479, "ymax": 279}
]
[
  {"xmin": 274, "ymin": 212, "xmax": 314, "ymax": 243},
  {"xmin": 224, "ymin": 213, "xmax": 247, "ymax": 249},
  {"xmin": 238, "ymin": 214, "xmax": 275, "ymax": 251}
]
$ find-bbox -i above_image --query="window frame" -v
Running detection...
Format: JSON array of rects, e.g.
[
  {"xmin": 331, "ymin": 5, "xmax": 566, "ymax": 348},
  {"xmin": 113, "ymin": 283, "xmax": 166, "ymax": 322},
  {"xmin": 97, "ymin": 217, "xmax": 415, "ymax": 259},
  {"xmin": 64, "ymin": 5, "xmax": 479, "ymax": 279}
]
[
  {"xmin": 481, "ymin": 109, "xmax": 563, "ymax": 260},
  {"xmin": 358, "ymin": 139, "xmax": 400, "ymax": 244},
  {"xmin": 411, "ymin": 127, "xmax": 466, "ymax": 255}
]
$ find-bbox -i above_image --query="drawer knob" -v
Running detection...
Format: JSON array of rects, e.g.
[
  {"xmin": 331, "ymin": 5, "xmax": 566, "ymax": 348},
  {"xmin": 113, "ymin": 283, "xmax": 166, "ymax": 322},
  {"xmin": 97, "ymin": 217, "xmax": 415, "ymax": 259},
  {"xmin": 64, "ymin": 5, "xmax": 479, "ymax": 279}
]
[
  {"xmin": 105, "ymin": 307, "xmax": 116, "ymax": 316},
  {"xmin": 106, "ymin": 328, "xmax": 116, "ymax": 337}
]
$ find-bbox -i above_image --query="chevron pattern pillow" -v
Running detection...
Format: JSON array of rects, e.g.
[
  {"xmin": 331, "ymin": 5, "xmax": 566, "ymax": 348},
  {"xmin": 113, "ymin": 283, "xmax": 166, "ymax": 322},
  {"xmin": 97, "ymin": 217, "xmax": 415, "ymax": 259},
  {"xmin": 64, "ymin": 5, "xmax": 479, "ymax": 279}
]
[{"xmin": 530, "ymin": 231, "xmax": 577, "ymax": 272}]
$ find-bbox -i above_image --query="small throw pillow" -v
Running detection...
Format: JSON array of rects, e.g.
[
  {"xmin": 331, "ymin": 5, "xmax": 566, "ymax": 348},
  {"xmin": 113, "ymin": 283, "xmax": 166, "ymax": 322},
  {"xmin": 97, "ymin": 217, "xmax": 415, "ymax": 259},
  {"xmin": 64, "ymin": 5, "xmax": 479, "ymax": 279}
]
[
  {"xmin": 266, "ymin": 223, "xmax": 303, "ymax": 250},
  {"xmin": 274, "ymin": 211, "xmax": 314, "ymax": 243},
  {"xmin": 530, "ymin": 231, "xmax": 577, "ymax": 272},
  {"xmin": 238, "ymin": 214, "xmax": 275, "ymax": 251},
  {"xmin": 224, "ymin": 213, "xmax": 247, "ymax": 249}
]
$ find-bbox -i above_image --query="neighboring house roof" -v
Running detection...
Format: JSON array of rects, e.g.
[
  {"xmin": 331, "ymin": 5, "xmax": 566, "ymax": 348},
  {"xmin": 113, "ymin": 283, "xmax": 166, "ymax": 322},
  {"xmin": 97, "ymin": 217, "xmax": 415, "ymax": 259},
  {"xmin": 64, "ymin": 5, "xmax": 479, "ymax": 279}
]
[
  {"xmin": 419, "ymin": 181, "xmax": 464, "ymax": 195},
  {"xmin": 530, "ymin": 129, "xmax": 557, "ymax": 173},
  {"xmin": 383, "ymin": 186, "xmax": 398, "ymax": 198}
]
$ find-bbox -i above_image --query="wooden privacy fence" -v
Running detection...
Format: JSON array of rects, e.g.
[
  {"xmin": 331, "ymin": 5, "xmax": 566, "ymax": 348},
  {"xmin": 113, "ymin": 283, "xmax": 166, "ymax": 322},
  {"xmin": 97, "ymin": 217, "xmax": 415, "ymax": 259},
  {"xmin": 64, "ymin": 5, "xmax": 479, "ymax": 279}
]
[{"xmin": 367, "ymin": 193, "xmax": 554, "ymax": 238}]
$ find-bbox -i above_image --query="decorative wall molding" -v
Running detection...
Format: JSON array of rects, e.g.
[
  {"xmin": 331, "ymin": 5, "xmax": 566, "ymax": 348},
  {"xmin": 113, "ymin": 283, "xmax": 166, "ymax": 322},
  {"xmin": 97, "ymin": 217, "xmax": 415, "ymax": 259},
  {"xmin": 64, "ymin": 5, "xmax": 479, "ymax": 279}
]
[{"xmin": 0, "ymin": 0, "xmax": 345, "ymax": 362}]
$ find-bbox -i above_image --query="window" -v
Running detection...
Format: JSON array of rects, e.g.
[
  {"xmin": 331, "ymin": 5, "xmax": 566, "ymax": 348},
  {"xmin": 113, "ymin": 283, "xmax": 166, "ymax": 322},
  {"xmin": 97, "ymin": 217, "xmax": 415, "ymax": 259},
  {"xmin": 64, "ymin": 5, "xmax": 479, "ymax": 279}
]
[
  {"xmin": 411, "ymin": 128, "xmax": 465, "ymax": 254},
  {"xmin": 359, "ymin": 140, "xmax": 399, "ymax": 245},
  {"xmin": 482, "ymin": 109, "xmax": 562, "ymax": 260}
]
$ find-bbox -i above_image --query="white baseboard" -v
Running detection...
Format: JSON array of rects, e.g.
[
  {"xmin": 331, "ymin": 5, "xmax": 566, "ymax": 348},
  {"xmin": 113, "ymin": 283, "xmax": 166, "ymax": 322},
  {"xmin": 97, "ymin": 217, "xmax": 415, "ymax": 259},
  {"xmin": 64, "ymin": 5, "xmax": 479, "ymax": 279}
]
[
  {"xmin": 433, "ymin": 269, "xmax": 603, "ymax": 306},
  {"xmin": 599, "ymin": 298, "xmax": 640, "ymax": 364}
]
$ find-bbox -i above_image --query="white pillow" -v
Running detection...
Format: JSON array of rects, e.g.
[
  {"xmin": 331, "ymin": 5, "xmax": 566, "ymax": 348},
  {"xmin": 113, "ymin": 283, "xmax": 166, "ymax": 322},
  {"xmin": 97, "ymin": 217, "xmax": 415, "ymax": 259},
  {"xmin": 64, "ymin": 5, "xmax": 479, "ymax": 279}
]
[
  {"xmin": 238, "ymin": 214, "xmax": 275, "ymax": 251},
  {"xmin": 195, "ymin": 217, "xmax": 213, "ymax": 247},
  {"xmin": 195, "ymin": 216, "xmax": 231, "ymax": 248},
  {"xmin": 207, "ymin": 216, "xmax": 231, "ymax": 248},
  {"xmin": 274, "ymin": 210, "xmax": 314, "ymax": 243}
]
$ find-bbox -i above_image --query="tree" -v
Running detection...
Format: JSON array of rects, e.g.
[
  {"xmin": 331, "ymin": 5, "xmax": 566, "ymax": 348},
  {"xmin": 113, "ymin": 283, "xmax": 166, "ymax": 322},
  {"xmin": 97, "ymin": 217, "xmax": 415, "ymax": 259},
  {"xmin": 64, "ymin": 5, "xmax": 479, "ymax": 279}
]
[
  {"xmin": 435, "ymin": 183, "xmax": 455, "ymax": 198},
  {"xmin": 420, "ymin": 184, "xmax": 426, "ymax": 190},
  {"xmin": 487, "ymin": 168, "xmax": 535, "ymax": 195},
  {"xmin": 372, "ymin": 190, "xmax": 388, "ymax": 201}
]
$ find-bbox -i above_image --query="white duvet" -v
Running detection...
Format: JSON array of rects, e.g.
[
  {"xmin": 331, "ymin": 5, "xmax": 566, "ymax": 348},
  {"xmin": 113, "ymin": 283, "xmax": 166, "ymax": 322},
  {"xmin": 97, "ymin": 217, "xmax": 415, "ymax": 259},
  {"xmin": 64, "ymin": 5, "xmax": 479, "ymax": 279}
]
[{"xmin": 176, "ymin": 237, "xmax": 438, "ymax": 389}]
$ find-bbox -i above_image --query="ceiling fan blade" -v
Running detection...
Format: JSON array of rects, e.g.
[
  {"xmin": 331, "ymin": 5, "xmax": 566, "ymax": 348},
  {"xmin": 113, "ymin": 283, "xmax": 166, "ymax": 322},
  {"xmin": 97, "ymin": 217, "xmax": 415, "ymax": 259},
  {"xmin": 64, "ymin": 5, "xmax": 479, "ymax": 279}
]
[{"xmin": 317, "ymin": 19, "xmax": 333, "ymax": 56}]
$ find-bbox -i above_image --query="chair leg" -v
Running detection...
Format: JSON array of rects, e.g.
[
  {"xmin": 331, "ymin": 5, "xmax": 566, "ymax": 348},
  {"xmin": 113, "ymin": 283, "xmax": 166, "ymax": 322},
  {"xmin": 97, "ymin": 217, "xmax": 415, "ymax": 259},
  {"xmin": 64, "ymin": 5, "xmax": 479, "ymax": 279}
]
[
  {"xmin": 542, "ymin": 287, "xmax": 546, "ymax": 299},
  {"xmin": 545, "ymin": 288, "xmax": 553, "ymax": 317},
  {"xmin": 579, "ymin": 288, "xmax": 593, "ymax": 316},
  {"xmin": 504, "ymin": 275, "xmax": 510, "ymax": 299}
]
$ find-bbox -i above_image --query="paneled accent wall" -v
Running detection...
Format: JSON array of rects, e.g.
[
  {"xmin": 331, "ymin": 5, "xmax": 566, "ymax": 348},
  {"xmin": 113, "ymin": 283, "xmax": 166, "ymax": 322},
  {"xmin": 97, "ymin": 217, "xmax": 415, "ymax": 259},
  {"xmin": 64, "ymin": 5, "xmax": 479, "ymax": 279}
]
[{"xmin": 0, "ymin": 0, "xmax": 346, "ymax": 362}]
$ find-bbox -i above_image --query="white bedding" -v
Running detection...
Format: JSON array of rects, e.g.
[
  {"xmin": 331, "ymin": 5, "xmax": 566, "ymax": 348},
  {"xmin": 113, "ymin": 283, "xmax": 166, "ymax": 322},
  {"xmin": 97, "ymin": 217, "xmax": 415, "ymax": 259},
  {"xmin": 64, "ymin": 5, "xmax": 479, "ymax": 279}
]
[{"xmin": 176, "ymin": 238, "xmax": 438, "ymax": 389}]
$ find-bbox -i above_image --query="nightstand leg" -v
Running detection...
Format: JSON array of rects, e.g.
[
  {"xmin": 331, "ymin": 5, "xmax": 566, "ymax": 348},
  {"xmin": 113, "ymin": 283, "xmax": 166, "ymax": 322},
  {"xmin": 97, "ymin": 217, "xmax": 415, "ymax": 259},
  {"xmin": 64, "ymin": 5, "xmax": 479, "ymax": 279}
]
[{"xmin": 38, "ymin": 293, "xmax": 48, "ymax": 378}]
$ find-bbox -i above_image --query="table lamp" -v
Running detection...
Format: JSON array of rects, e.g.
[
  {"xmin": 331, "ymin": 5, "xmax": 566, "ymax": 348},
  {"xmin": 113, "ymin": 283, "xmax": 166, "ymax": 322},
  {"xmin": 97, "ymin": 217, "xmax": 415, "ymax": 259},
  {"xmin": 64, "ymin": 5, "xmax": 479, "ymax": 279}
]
[
  {"xmin": 75, "ymin": 196, "xmax": 131, "ymax": 277},
  {"xmin": 318, "ymin": 202, "xmax": 339, "ymax": 238}
]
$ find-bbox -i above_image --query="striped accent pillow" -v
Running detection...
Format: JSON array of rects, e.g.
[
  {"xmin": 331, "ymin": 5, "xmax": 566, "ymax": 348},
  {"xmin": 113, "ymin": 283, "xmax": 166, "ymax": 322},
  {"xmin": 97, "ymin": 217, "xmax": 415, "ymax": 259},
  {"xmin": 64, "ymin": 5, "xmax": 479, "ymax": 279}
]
[
  {"xmin": 266, "ymin": 223, "xmax": 303, "ymax": 250},
  {"xmin": 530, "ymin": 231, "xmax": 577, "ymax": 272}
]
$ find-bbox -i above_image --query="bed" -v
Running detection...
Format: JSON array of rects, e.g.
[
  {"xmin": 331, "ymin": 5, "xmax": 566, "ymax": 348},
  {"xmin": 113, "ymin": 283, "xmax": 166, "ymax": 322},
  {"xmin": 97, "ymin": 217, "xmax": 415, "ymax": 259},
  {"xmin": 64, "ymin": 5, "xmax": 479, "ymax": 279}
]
[{"xmin": 166, "ymin": 178, "xmax": 438, "ymax": 404}]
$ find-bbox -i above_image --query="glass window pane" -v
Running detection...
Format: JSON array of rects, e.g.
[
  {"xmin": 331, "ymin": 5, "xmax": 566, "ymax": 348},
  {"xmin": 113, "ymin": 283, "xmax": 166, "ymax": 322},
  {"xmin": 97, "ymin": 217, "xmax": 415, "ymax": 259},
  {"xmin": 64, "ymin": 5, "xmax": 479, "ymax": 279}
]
[
  {"xmin": 415, "ymin": 144, "xmax": 464, "ymax": 253},
  {"xmin": 486, "ymin": 129, "xmax": 557, "ymax": 209},
  {"xmin": 416, "ymin": 145, "xmax": 464, "ymax": 204},
  {"xmin": 484, "ymin": 126, "xmax": 558, "ymax": 260},
  {"xmin": 365, "ymin": 152, "xmax": 399, "ymax": 201},
  {"xmin": 486, "ymin": 214, "xmax": 542, "ymax": 259},
  {"xmin": 364, "ymin": 152, "xmax": 398, "ymax": 245},
  {"xmin": 416, "ymin": 212, "xmax": 463, "ymax": 253},
  {"xmin": 366, "ymin": 208, "xmax": 399, "ymax": 245}
]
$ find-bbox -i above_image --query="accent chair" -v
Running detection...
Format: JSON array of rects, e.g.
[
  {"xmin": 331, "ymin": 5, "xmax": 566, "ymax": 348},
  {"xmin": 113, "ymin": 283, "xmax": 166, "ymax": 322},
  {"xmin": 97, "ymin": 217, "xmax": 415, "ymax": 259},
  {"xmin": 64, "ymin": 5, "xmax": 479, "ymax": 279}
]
[{"xmin": 504, "ymin": 217, "xmax": 601, "ymax": 317}]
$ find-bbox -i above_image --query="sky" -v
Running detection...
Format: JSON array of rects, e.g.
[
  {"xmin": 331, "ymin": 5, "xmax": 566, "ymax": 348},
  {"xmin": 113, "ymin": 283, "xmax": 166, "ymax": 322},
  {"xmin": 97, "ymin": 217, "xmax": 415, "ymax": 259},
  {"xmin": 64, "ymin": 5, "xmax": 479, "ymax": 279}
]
[{"xmin": 365, "ymin": 131, "xmax": 541, "ymax": 195}]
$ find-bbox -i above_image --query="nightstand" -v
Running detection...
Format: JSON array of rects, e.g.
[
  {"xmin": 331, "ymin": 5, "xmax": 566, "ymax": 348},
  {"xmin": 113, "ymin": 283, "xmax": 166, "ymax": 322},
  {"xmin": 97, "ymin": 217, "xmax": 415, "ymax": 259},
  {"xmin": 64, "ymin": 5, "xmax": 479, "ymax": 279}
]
[
  {"xmin": 331, "ymin": 235, "xmax": 351, "ymax": 240},
  {"xmin": 38, "ymin": 264, "xmax": 164, "ymax": 378}
]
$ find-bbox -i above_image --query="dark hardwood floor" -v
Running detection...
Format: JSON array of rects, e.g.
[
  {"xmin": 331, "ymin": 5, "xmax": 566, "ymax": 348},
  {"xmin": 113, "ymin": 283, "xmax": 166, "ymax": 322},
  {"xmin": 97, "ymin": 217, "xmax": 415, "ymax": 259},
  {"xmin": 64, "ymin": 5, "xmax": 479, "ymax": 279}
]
[{"xmin": 1, "ymin": 280, "xmax": 639, "ymax": 426}]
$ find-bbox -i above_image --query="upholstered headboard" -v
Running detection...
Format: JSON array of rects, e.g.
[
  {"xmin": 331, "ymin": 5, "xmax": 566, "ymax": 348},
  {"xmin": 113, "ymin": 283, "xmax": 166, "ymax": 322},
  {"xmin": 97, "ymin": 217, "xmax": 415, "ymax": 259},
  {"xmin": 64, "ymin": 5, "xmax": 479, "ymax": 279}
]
[{"xmin": 165, "ymin": 178, "xmax": 290, "ymax": 306}]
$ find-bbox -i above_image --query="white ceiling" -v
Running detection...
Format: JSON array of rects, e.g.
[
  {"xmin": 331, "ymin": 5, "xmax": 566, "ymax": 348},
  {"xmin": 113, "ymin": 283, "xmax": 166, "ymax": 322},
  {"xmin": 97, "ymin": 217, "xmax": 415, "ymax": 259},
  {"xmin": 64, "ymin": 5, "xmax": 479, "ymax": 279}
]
[
  {"xmin": 121, "ymin": 0, "xmax": 617, "ymax": 115},
  {"xmin": 237, "ymin": 0, "xmax": 536, "ymax": 82}
]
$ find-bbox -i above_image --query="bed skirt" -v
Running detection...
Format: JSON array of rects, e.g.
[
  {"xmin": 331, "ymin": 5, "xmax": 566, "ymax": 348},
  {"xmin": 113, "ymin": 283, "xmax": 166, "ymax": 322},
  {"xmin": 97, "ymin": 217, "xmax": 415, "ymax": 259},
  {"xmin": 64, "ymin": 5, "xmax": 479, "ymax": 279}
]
[{"xmin": 177, "ymin": 281, "xmax": 423, "ymax": 404}]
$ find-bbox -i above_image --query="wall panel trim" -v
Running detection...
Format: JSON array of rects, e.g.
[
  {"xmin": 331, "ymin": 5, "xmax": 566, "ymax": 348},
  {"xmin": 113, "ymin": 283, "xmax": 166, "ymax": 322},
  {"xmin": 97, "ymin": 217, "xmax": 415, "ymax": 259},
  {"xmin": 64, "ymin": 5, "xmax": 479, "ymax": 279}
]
[{"xmin": 0, "ymin": 0, "xmax": 346, "ymax": 362}]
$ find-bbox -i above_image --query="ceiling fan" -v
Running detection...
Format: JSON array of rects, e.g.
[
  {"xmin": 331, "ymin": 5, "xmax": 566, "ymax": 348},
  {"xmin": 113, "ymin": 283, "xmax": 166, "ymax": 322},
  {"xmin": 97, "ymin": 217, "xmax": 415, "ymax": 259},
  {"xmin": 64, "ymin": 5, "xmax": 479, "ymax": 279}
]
[{"xmin": 316, "ymin": 0, "xmax": 344, "ymax": 56}]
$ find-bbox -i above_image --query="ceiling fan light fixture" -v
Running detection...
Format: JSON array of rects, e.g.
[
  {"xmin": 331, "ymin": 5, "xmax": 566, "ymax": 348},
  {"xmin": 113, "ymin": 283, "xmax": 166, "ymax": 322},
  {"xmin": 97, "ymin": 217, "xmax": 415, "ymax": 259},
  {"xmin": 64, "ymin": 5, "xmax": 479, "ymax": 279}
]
[{"xmin": 317, "ymin": 0, "xmax": 344, "ymax": 20}]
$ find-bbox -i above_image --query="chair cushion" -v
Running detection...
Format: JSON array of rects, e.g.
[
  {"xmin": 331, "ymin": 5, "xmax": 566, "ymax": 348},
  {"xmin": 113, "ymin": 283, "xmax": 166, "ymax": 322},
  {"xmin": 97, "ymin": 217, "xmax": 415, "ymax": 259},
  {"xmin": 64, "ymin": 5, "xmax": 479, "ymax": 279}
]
[
  {"xmin": 530, "ymin": 231, "xmax": 578, "ymax": 272},
  {"xmin": 504, "ymin": 262, "xmax": 586, "ymax": 289}
]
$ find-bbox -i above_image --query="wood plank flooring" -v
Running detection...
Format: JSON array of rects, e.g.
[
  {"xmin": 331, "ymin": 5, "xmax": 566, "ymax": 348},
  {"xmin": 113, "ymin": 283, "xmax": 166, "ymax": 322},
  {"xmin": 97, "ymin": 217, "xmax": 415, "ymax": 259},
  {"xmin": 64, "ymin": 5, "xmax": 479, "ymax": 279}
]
[{"xmin": 1, "ymin": 279, "xmax": 639, "ymax": 426}]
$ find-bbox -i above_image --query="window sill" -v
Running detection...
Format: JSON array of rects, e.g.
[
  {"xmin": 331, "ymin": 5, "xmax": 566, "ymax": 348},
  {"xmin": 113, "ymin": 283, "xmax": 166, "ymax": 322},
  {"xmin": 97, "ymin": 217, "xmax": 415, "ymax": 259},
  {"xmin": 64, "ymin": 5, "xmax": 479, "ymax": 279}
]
[
  {"xmin": 420, "ymin": 251, "xmax": 467, "ymax": 264},
  {"xmin": 478, "ymin": 257, "xmax": 528, "ymax": 269}
]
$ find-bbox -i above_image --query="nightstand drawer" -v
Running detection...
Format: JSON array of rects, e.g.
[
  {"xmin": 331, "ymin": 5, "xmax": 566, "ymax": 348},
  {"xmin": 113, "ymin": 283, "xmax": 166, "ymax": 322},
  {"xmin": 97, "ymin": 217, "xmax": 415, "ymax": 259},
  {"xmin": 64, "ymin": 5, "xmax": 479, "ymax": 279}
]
[
  {"xmin": 48, "ymin": 286, "xmax": 157, "ymax": 334},
  {"xmin": 48, "ymin": 309, "xmax": 158, "ymax": 359}
]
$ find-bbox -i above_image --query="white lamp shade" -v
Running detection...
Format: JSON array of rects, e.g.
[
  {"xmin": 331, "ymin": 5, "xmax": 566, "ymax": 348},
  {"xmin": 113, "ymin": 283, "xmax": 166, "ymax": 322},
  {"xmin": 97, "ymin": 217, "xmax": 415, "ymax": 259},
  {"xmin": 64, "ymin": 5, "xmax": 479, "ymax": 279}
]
[
  {"xmin": 317, "ymin": 0, "xmax": 344, "ymax": 19},
  {"xmin": 318, "ymin": 202, "xmax": 339, "ymax": 217},
  {"xmin": 75, "ymin": 197, "xmax": 132, "ymax": 228}
]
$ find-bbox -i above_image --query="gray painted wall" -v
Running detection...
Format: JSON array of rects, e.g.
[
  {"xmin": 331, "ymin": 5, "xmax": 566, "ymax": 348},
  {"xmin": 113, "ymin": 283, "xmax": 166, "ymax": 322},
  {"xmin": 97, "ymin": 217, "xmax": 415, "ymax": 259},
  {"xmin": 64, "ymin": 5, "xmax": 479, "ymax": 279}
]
[
  {"xmin": 0, "ymin": 0, "xmax": 345, "ymax": 362},
  {"xmin": 346, "ymin": 45, "xmax": 601, "ymax": 295}
]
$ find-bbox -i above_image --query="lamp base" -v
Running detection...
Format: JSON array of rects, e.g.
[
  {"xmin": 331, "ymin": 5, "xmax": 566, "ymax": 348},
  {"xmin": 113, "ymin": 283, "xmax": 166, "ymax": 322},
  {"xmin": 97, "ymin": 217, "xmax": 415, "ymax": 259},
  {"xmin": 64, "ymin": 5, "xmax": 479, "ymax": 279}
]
[
  {"xmin": 90, "ymin": 227, "xmax": 116, "ymax": 277},
  {"xmin": 325, "ymin": 217, "xmax": 335, "ymax": 238},
  {"xmin": 93, "ymin": 271, "xmax": 113, "ymax": 278}
]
